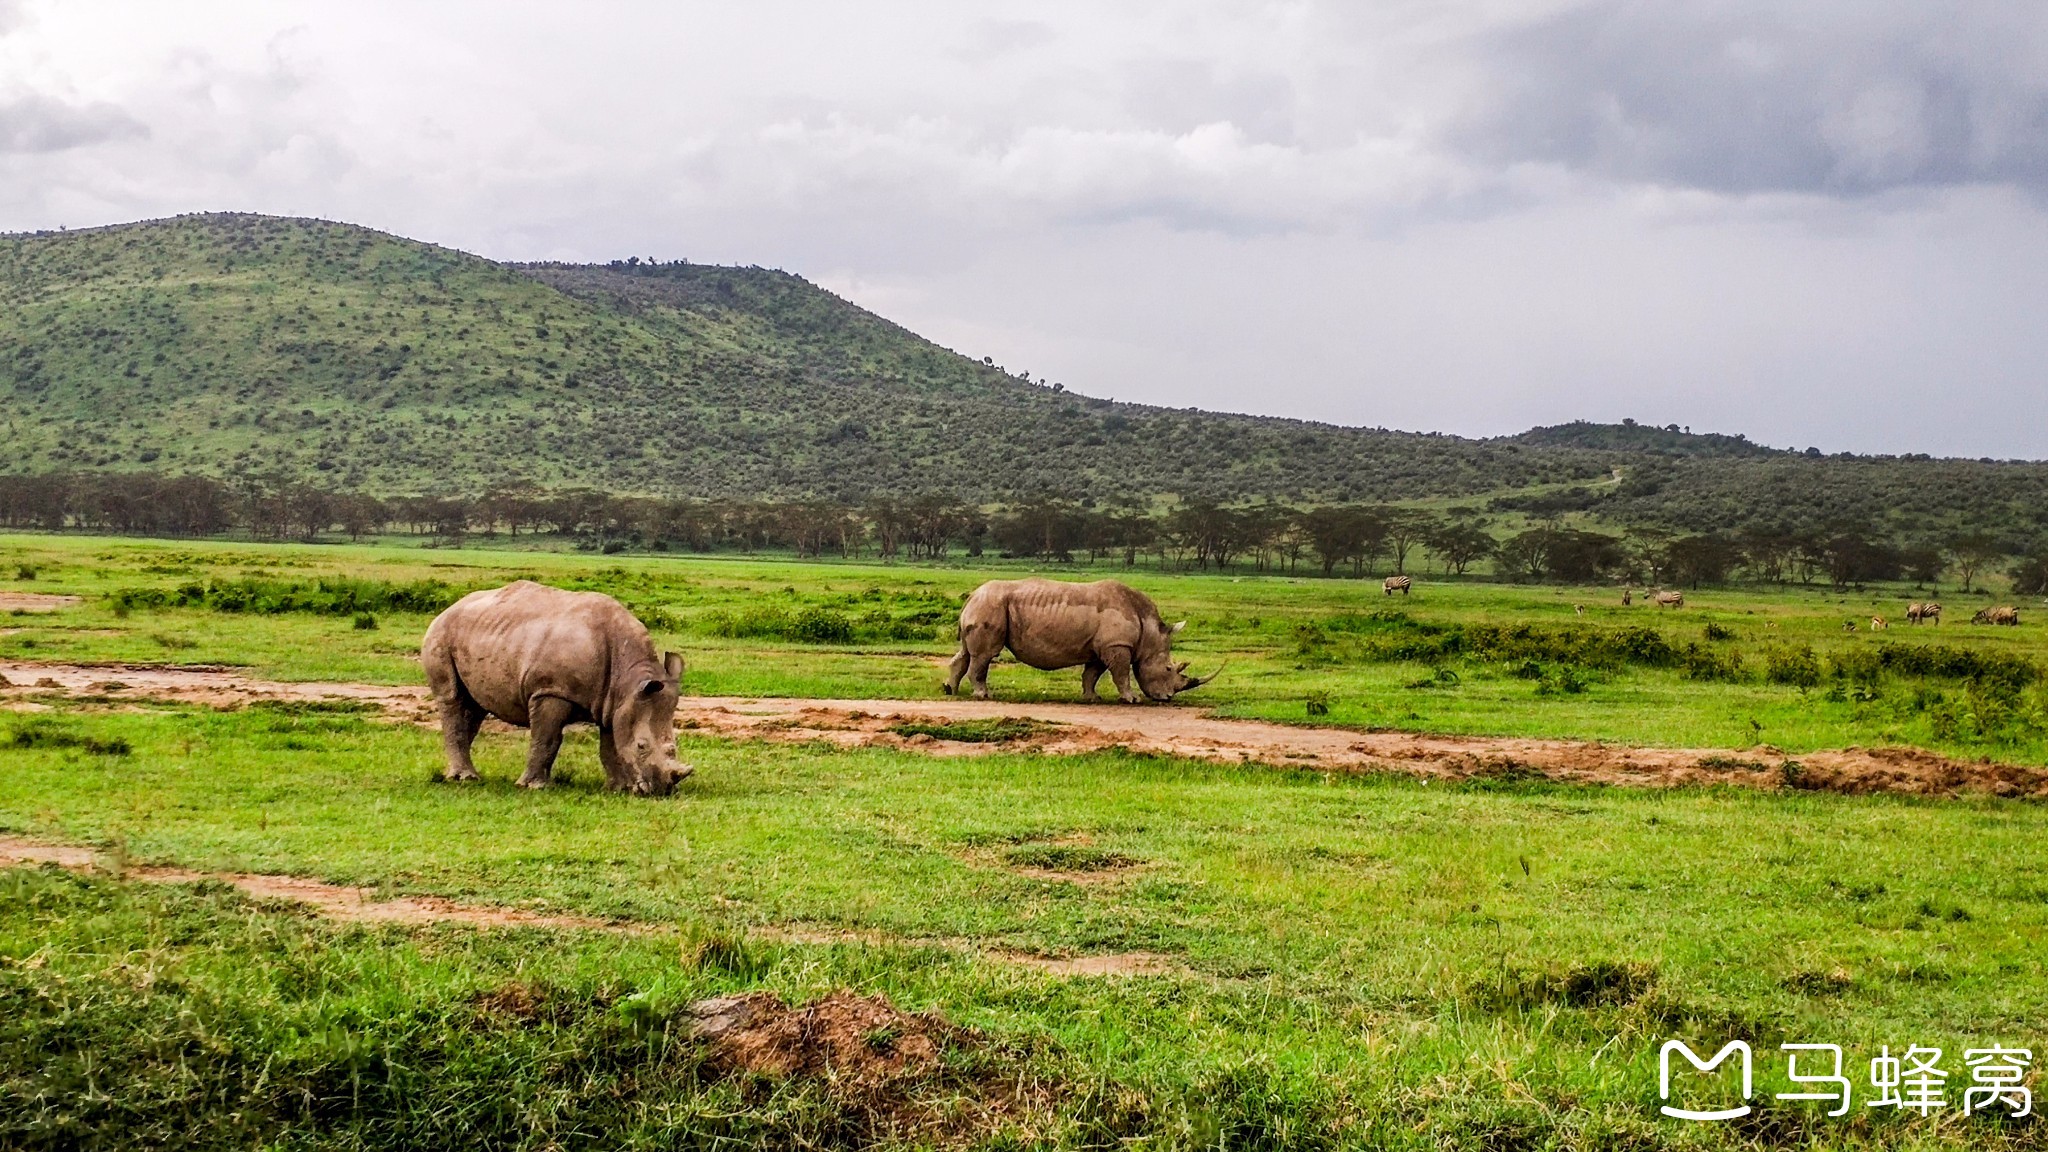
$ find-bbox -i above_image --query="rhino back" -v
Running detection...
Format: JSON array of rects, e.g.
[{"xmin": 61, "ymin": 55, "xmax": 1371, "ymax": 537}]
[
  {"xmin": 998, "ymin": 578, "xmax": 1151, "ymax": 669},
  {"xmin": 427, "ymin": 582, "xmax": 654, "ymax": 723}
]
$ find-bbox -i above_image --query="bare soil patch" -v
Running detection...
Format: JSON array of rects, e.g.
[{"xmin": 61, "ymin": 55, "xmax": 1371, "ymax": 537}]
[
  {"xmin": 0, "ymin": 835, "xmax": 620, "ymax": 931},
  {"xmin": 0, "ymin": 593, "xmax": 82, "ymax": 613},
  {"xmin": 6, "ymin": 661, "xmax": 2045, "ymax": 798},
  {"xmin": 688, "ymin": 990, "xmax": 1051, "ymax": 1142}
]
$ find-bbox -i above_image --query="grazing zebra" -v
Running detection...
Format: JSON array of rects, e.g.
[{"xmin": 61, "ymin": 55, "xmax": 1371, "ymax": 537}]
[
  {"xmin": 1907, "ymin": 602, "xmax": 1942, "ymax": 625},
  {"xmin": 1383, "ymin": 575, "xmax": 1412, "ymax": 596},
  {"xmin": 1653, "ymin": 590, "xmax": 1684, "ymax": 609},
  {"xmin": 1973, "ymin": 606, "xmax": 2021, "ymax": 626}
]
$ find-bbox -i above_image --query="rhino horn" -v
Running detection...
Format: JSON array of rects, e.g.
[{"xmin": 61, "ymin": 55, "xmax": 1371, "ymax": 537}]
[{"xmin": 1183, "ymin": 661, "xmax": 1228, "ymax": 689}]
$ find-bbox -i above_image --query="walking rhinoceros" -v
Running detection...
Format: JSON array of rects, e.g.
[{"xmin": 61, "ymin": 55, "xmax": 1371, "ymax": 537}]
[
  {"xmin": 943, "ymin": 578, "xmax": 1219, "ymax": 703},
  {"xmin": 422, "ymin": 581, "xmax": 691, "ymax": 795}
]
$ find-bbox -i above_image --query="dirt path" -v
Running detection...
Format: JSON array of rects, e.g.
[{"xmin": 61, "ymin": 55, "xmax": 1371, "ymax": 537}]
[
  {"xmin": 0, "ymin": 835, "xmax": 1179, "ymax": 976},
  {"xmin": 5, "ymin": 660, "xmax": 2045, "ymax": 798},
  {"xmin": 0, "ymin": 593, "xmax": 84, "ymax": 613}
]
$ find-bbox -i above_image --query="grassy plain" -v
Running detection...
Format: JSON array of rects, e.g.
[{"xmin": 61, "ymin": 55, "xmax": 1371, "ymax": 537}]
[
  {"xmin": 3, "ymin": 531, "xmax": 2046, "ymax": 763},
  {"xmin": 4, "ymin": 531, "xmax": 2048, "ymax": 1148}
]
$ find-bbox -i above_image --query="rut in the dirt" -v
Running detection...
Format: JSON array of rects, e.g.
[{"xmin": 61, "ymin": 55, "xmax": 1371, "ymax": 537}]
[
  {"xmin": 0, "ymin": 835, "xmax": 1182, "ymax": 976},
  {"xmin": 6, "ymin": 660, "xmax": 2046, "ymax": 798}
]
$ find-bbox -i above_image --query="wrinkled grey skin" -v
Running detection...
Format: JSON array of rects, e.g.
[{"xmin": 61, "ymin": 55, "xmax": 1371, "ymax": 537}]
[
  {"xmin": 943, "ymin": 578, "xmax": 1218, "ymax": 703},
  {"xmin": 423, "ymin": 581, "xmax": 691, "ymax": 795}
]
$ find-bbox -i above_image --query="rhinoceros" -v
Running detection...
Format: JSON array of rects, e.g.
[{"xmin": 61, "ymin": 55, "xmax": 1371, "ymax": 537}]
[
  {"xmin": 422, "ymin": 581, "xmax": 691, "ymax": 795},
  {"xmin": 942, "ymin": 578, "xmax": 1219, "ymax": 703}
]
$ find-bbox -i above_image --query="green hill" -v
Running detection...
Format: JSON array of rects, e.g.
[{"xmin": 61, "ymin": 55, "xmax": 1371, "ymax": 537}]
[
  {"xmin": 0, "ymin": 213, "xmax": 1605, "ymax": 501},
  {"xmin": 3, "ymin": 212, "xmax": 2046, "ymax": 545}
]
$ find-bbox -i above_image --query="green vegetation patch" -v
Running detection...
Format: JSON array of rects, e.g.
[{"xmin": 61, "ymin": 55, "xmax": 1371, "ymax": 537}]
[
  {"xmin": 887, "ymin": 718, "xmax": 1059, "ymax": 743},
  {"xmin": 111, "ymin": 576, "xmax": 464, "ymax": 617},
  {"xmin": 1000, "ymin": 844, "xmax": 1139, "ymax": 872},
  {"xmin": 2, "ymin": 719, "xmax": 131, "ymax": 755}
]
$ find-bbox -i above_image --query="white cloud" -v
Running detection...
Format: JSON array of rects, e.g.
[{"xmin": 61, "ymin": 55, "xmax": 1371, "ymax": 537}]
[{"xmin": 1, "ymin": 0, "xmax": 2046, "ymax": 456}]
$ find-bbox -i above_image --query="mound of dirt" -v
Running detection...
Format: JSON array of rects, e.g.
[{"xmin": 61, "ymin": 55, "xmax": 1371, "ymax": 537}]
[
  {"xmin": 690, "ymin": 989, "xmax": 958, "ymax": 1083},
  {"xmin": 688, "ymin": 990, "xmax": 1049, "ymax": 1141}
]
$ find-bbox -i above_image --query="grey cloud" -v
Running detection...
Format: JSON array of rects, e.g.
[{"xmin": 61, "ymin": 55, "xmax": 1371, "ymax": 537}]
[
  {"xmin": 1452, "ymin": 1, "xmax": 2048, "ymax": 196},
  {"xmin": 1119, "ymin": 59, "xmax": 1298, "ymax": 144},
  {"xmin": 0, "ymin": 0, "xmax": 26, "ymax": 36},
  {"xmin": 0, "ymin": 94, "xmax": 146, "ymax": 154}
]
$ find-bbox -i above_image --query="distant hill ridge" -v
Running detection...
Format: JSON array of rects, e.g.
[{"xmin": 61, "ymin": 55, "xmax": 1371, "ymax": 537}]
[{"xmin": 3, "ymin": 213, "xmax": 2046, "ymax": 540}]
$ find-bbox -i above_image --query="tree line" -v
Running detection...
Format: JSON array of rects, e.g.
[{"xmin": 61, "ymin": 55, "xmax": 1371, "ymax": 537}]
[{"xmin": 1, "ymin": 470, "xmax": 2043, "ymax": 592}]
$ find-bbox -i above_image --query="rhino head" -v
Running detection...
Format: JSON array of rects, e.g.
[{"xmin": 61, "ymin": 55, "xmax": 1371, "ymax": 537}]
[
  {"xmin": 611, "ymin": 650, "xmax": 694, "ymax": 796},
  {"xmin": 1135, "ymin": 619, "xmax": 1223, "ymax": 701}
]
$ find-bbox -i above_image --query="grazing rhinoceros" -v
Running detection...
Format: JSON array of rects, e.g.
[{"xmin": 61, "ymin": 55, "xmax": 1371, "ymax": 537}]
[
  {"xmin": 943, "ymin": 578, "xmax": 1219, "ymax": 703},
  {"xmin": 422, "ymin": 581, "xmax": 691, "ymax": 795}
]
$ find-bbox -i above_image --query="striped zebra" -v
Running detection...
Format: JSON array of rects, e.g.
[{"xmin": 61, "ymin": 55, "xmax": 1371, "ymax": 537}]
[
  {"xmin": 1383, "ymin": 575, "xmax": 1412, "ymax": 596},
  {"xmin": 1653, "ymin": 590, "xmax": 1684, "ymax": 609}
]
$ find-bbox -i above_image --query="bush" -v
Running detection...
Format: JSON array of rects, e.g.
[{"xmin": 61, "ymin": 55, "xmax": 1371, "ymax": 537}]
[
  {"xmin": 1703, "ymin": 621, "xmax": 1736, "ymax": 642},
  {"xmin": 1765, "ymin": 645, "xmax": 1823, "ymax": 689},
  {"xmin": 352, "ymin": 613, "xmax": 378, "ymax": 631},
  {"xmin": 1678, "ymin": 642, "xmax": 1746, "ymax": 682},
  {"xmin": 790, "ymin": 607, "xmax": 854, "ymax": 644},
  {"xmin": 13, "ymin": 565, "xmax": 35, "ymax": 581},
  {"xmin": 112, "ymin": 577, "xmax": 463, "ymax": 617}
]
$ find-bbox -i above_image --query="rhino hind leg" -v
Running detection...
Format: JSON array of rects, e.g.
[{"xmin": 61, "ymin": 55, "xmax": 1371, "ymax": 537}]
[
  {"xmin": 967, "ymin": 652, "xmax": 997, "ymax": 699},
  {"xmin": 519, "ymin": 696, "xmax": 575, "ymax": 789},
  {"xmin": 437, "ymin": 694, "xmax": 487, "ymax": 782},
  {"xmin": 1080, "ymin": 657, "xmax": 1108, "ymax": 702},
  {"xmin": 943, "ymin": 646, "xmax": 970, "ymax": 695}
]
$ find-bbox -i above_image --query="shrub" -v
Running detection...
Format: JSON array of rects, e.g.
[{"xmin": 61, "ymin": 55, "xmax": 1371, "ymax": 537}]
[
  {"xmin": 1703, "ymin": 621, "xmax": 1736, "ymax": 642},
  {"xmin": 1303, "ymin": 690, "xmax": 1332, "ymax": 717},
  {"xmin": 353, "ymin": 613, "xmax": 378, "ymax": 631},
  {"xmin": 1765, "ymin": 645, "xmax": 1823, "ymax": 689},
  {"xmin": 1678, "ymin": 642, "xmax": 1745, "ymax": 682},
  {"xmin": 112, "ymin": 577, "xmax": 463, "ymax": 617},
  {"xmin": 789, "ymin": 607, "xmax": 854, "ymax": 644},
  {"xmin": 14, "ymin": 565, "xmax": 35, "ymax": 581}
]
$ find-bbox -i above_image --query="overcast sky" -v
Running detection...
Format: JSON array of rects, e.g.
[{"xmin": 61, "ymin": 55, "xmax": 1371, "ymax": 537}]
[{"xmin": 4, "ymin": 2, "xmax": 2046, "ymax": 458}]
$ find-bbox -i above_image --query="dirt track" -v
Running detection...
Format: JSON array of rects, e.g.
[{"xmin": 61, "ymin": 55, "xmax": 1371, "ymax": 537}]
[
  {"xmin": 5, "ymin": 660, "xmax": 2046, "ymax": 799},
  {"xmin": 0, "ymin": 834, "xmax": 1179, "ymax": 975}
]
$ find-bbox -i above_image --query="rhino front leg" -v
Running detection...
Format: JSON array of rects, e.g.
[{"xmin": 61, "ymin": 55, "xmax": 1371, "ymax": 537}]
[
  {"xmin": 1102, "ymin": 646, "xmax": 1142, "ymax": 704},
  {"xmin": 438, "ymin": 695, "xmax": 486, "ymax": 782},
  {"xmin": 519, "ymin": 696, "xmax": 574, "ymax": 789},
  {"xmin": 598, "ymin": 728, "xmax": 632, "ymax": 791},
  {"xmin": 1080, "ymin": 657, "xmax": 1107, "ymax": 702}
]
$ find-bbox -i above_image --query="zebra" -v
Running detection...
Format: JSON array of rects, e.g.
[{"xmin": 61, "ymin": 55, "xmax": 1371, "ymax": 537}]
[
  {"xmin": 1383, "ymin": 575, "xmax": 1412, "ymax": 596},
  {"xmin": 1653, "ymin": 590, "xmax": 1684, "ymax": 609},
  {"xmin": 1906, "ymin": 602, "xmax": 1942, "ymax": 625}
]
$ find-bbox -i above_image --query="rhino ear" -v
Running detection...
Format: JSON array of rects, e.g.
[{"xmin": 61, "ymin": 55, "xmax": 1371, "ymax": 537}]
[
  {"xmin": 1169, "ymin": 620, "xmax": 1186, "ymax": 635},
  {"xmin": 663, "ymin": 651, "xmax": 684, "ymax": 680}
]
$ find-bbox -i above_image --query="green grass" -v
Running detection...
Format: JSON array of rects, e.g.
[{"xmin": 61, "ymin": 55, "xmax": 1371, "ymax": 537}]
[
  {"xmin": 5, "ymin": 532, "xmax": 2048, "ymax": 1147},
  {"xmin": 4, "ymin": 530, "xmax": 2045, "ymax": 763},
  {"xmin": 2, "ymin": 702, "xmax": 2046, "ymax": 1147}
]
